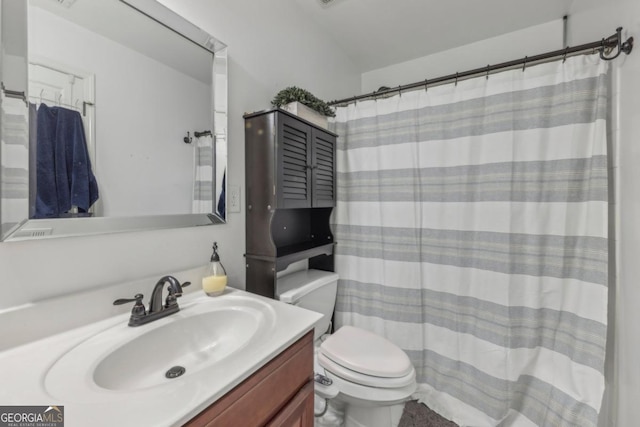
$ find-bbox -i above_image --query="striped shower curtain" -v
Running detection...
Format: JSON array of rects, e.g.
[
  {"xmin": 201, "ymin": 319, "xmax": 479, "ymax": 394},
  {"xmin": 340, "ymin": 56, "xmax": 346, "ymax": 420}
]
[
  {"xmin": 192, "ymin": 133, "xmax": 214, "ymax": 214},
  {"xmin": 0, "ymin": 95, "xmax": 29, "ymax": 239},
  {"xmin": 332, "ymin": 55, "xmax": 609, "ymax": 427}
]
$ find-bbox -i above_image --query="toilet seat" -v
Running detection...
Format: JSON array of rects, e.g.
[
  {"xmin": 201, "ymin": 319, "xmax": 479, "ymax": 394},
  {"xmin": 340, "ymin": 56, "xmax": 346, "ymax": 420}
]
[
  {"xmin": 324, "ymin": 369, "xmax": 416, "ymax": 405},
  {"xmin": 318, "ymin": 325, "xmax": 416, "ymax": 391},
  {"xmin": 319, "ymin": 326, "xmax": 414, "ymax": 376},
  {"xmin": 318, "ymin": 352, "xmax": 416, "ymax": 388}
]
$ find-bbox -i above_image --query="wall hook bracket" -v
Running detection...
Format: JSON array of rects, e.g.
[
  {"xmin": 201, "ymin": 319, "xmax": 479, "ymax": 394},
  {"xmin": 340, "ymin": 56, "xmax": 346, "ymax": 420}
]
[
  {"xmin": 600, "ymin": 27, "xmax": 634, "ymax": 61},
  {"xmin": 183, "ymin": 131, "xmax": 192, "ymax": 144}
]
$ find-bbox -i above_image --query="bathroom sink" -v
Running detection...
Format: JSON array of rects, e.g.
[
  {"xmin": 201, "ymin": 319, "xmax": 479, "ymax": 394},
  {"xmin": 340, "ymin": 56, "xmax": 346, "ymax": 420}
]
[
  {"xmin": 93, "ymin": 308, "xmax": 264, "ymax": 390},
  {"xmin": 44, "ymin": 294, "xmax": 277, "ymax": 401}
]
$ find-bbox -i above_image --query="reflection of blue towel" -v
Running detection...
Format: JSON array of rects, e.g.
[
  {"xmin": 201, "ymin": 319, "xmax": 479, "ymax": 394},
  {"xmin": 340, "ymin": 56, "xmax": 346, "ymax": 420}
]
[
  {"xmin": 217, "ymin": 171, "xmax": 226, "ymax": 220},
  {"xmin": 29, "ymin": 103, "xmax": 38, "ymax": 219},
  {"xmin": 35, "ymin": 104, "xmax": 99, "ymax": 218}
]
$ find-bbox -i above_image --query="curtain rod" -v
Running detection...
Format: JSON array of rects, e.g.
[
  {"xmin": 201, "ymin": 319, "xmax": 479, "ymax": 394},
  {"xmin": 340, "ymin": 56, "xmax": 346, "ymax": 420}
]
[{"xmin": 328, "ymin": 27, "xmax": 634, "ymax": 107}]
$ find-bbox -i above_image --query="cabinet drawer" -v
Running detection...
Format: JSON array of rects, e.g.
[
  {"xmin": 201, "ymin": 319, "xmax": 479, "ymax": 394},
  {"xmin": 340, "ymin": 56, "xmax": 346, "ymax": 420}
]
[{"xmin": 185, "ymin": 331, "xmax": 314, "ymax": 427}]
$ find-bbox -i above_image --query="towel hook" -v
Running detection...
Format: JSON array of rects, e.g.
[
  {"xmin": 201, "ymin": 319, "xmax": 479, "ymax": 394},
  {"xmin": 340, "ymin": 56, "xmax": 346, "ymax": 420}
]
[{"xmin": 183, "ymin": 132, "xmax": 192, "ymax": 144}]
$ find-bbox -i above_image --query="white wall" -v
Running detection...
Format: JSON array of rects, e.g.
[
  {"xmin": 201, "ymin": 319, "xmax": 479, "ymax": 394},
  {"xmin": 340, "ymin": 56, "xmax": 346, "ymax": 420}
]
[
  {"xmin": 361, "ymin": 20, "xmax": 564, "ymax": 94},
  {"xmin": 360, "ymin": 5, "xmax": 640, "ymax": 425},
  {"xmin": 0, "ymin": 0, "xmax": 359, "ymax": 346},
  {"xmin": 566, "ymin": 2, "xmax": 640, "ymax": 426}
]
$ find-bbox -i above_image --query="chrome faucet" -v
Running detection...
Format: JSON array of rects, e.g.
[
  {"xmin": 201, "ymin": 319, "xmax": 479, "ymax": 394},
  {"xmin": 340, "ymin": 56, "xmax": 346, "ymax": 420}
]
[{"xmin": 114, "ymin": 275, "xmax": 191, "ymax": 326}]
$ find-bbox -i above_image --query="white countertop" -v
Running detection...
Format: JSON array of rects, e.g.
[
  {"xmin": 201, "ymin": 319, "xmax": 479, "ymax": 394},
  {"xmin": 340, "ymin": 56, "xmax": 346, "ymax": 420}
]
[{"xmin": 0, "ymin": 288, "xmax": 321, "ymax": 426}]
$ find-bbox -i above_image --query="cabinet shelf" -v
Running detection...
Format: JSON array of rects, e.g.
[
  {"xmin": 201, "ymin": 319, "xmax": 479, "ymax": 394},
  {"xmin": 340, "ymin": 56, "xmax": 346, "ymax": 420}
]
[{"xmin": 246, "ymin": 242, "xmax": 335, "ymax": 272}]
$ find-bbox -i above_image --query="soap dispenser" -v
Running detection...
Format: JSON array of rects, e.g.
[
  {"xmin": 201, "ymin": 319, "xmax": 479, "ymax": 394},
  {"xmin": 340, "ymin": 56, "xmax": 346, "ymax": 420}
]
[{"xmin": 202, "ymin": 242, "xmax": 227, "ymax": 296}]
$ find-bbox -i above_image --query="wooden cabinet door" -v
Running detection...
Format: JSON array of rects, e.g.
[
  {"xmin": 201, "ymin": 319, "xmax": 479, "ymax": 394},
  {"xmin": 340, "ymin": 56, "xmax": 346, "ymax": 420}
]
[
  {"xmin": 275, "ymin": 112, "xmax": 336, "ymax": 209},
  {"xmin": 266, "ymin": 381, "xmax": 314, "ymax": 427},
  {"xmin": 277, "ymin": 113, "xmax": 313, "ymax": 209},
  {"xmin": 184, "ymin": 332, "xmax": 314, "ymax": 427},
  {"xmin": 311, "ymin": 128, "xmax": 336, "ymax": 208}
]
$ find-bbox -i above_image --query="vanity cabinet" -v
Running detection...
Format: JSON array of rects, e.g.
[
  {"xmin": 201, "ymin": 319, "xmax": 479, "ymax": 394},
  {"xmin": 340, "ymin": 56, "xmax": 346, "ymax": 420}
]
[
  {"xmin": 245, "ymin": 109, "xmax": 336, "ymax": 298},
  {"xmin": 185, "ymin": 330, "xmax": 314, "ymax": 427}
]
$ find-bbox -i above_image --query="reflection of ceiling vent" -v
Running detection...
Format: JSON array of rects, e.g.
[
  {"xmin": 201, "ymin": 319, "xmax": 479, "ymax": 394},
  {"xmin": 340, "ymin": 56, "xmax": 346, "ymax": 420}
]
[
  {"xmin": 52, "ymin": 0, "xmax": 77, "ymax": 8},
  {"xmin": 12, "ymin": 228, "xmax": 53, "ymax": 238}
]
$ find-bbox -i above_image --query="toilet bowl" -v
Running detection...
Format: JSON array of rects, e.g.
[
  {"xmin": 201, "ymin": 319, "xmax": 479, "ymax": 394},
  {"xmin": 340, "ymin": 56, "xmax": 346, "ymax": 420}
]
[{"xmin": 277, "ymin": 270, "xmax": 416, "ymax": 427}]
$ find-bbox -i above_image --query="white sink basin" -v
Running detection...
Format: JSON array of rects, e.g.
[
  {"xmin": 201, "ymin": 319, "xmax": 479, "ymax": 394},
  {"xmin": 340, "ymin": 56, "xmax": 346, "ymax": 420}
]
[
  {"xmin": 94, "ymin": 307, "xmax": 265, "ymax": 390},
  {"xmin": 44, "ymin": 294, "xmax": 277, "ymax": 401}
]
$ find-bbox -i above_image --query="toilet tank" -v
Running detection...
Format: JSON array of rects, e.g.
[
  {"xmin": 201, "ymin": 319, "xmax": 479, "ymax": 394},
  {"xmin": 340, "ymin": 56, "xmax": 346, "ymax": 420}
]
[{"xmin": 276, "ymin": 269, "xmax": 339, "ymax": 340}]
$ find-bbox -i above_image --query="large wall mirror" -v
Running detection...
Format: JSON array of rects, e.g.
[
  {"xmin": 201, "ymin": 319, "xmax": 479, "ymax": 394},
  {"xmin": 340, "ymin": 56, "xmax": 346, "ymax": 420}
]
[{"xmin": 0, "ymin": 0, "xmax": 227, "ymax": 241}]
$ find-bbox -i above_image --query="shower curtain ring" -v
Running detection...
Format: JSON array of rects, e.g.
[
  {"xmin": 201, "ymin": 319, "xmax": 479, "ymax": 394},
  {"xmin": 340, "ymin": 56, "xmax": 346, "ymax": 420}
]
[
  {"xmin": 522, "ymin": 56, "xmax": 528, "ymax": 71},
  {"xmin": 455, "ymin": 72, "xmax": 459, "ymax": 86},
  {"xmin": 424, "ymin": 79, "xmax": 428, "ymax": 91},
  {"xmin": 486, "ymin": 65, "xmax": 490, "ymax": 80},
  {"xmin": 398, "ymin": 85, "xmax": 402, "ymax": 96},
  {"xmin": 563, "ymin": 46, "xmax": 570, "ymax": 63}
]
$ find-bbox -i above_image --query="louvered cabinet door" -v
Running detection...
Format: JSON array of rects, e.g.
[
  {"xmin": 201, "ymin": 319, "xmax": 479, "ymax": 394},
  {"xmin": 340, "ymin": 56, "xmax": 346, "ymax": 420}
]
[
  {"xmin": 311, "ymin": 128, "xmax": 336, "ymax": 207},
  {"xmin": 277, "ymin": 114, "xmax": 313, "ymax": 208}
]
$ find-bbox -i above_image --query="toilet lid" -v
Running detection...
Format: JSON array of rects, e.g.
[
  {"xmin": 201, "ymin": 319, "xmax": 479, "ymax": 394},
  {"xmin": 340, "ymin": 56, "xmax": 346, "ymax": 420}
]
[
  {"xmin": 318, "ymin": 352, "xmax": 416, "ymax": 388},
  {"xmin": 319, "ymin": 326, "xmax": 414, "ymax": 378}
]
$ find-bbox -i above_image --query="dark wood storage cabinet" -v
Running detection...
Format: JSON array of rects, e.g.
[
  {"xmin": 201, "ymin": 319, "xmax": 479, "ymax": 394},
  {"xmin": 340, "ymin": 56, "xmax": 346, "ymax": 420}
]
[{"xmin": 245, "ymin": 109, "xmax": 336, "ymax": 298}]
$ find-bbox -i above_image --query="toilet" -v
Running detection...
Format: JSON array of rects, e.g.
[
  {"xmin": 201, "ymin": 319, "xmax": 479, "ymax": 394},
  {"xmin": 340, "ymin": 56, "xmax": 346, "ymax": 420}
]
[{"xmin": 276, "ymin": 269, "xmax": 416, "ymax": 427}]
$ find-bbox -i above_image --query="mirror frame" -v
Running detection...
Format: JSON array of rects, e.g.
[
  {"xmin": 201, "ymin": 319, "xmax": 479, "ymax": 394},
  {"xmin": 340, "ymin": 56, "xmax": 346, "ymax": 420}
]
[{"xmin": 0, "ymin": 0, "xmax": 228, "ymax": 242}]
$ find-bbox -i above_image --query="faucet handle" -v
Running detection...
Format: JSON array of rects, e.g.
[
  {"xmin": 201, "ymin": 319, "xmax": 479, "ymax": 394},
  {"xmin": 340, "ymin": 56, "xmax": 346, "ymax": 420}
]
[
  {"xmin": 177, "ymin": 281, "xmax": 191, "ymax": 295},
  {"xmin": 168, "ymin": 281, "xmax": 191, "ymax": 297},
  {"xmin": 164, "ymin": 282, "xmax": 191, "ymax": 309},
  {"xmin": 113, "ymin": 293, "xmax": 147, "ymax": 317},
  {"xmin": 113, "ymin": 293, "xmax": 144, "ymax": 305}
]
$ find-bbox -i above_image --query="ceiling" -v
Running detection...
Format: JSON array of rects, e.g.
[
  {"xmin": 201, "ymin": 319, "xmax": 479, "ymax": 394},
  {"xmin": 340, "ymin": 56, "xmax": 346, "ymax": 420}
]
[
  {"xmin": 31, "ymin": 0, "xmax": 213, "ymax": 84},
  {"xmin": 290, "ymin": 0, "xmax": 576, "ymax": 72}
]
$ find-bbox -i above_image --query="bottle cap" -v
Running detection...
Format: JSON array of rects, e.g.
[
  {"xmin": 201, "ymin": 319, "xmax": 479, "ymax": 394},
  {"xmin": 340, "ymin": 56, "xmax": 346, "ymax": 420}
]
[{"xmin": 210, "ymin": 242, "xmax": 220, "ymax": 262}]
